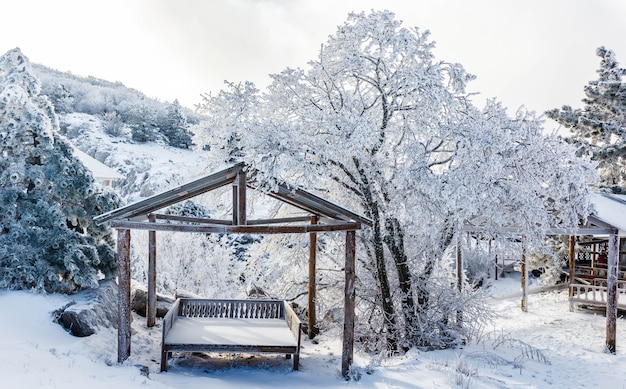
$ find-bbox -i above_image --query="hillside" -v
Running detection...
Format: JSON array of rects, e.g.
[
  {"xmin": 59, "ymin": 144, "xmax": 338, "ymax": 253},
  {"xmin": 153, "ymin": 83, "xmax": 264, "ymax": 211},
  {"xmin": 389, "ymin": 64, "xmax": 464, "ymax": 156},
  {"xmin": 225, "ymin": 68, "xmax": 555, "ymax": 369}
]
[{"xmin": 30, "ymin": 63, "xmax": 208, "ymax": 201}]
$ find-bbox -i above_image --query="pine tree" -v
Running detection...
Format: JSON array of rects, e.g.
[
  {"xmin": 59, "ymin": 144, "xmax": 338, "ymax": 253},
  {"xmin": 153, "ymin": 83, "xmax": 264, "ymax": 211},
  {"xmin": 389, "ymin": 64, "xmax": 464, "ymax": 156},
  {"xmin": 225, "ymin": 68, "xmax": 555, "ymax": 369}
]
[
  {"xmin": 0, "ymin": 48, "xmax": 121, "ymax": 293},
  {"xmin": 129, "ymin": 103, "xmax": 159, "ymax": 142},
  {"xmin": 547, "ymin": 47, "xmax": 626, "ymax": 192},
  {"xmin": 161, "ymin": 99, "xmax": 193, "ymax": 148}
]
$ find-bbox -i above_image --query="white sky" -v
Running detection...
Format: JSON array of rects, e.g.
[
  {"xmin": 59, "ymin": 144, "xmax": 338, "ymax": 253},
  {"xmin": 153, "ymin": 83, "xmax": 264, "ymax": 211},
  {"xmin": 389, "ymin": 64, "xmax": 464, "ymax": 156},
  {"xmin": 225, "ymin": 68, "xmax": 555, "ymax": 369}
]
[{"xmin": 2, "ymin": 0, "xmax": 626, "ymax": 126}]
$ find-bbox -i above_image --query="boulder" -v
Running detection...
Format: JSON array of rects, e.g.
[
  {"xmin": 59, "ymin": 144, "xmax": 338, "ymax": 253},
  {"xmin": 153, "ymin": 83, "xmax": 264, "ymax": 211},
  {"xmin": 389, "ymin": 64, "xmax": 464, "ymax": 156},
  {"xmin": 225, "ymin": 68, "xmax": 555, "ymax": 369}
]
[
  {"xmin": 54, "ymin": 280, "xmax": 119, "ymax": 337},
  {"xmin": 131, "ymin": 286, "xmax": 174, "ymax": 318}
]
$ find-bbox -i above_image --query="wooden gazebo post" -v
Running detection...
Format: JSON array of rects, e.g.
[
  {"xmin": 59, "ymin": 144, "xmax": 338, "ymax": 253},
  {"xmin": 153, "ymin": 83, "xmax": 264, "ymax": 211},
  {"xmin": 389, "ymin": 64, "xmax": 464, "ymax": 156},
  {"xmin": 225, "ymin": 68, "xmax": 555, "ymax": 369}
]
[
  {"xmin": 341, "ymin": 230, "xmax": 356, "ymax": 378},
  {"xmin": 568, "ymin": 235, "xmax": 575, "ymax": 297},
  {"xmin": 147, "ymin": 214, "xmax": 157, "ymax": 327},
  {"xmin": 117, "ymin": 228, "xmax": 132, "ymax": 363},
  {"xmin": 308, "ymin": 215, "xmax": 318, "ymax": 339},
  {"xmin": 456, "ymin": 235, "xmax": 463, "ymax": 325},
  {"xmin": 606, "ymin": 230, "xmax": 619, "ymax": 353},
  {"xmin": 520, "ymin": 235, "xmax": 528, "ymax": 312}
]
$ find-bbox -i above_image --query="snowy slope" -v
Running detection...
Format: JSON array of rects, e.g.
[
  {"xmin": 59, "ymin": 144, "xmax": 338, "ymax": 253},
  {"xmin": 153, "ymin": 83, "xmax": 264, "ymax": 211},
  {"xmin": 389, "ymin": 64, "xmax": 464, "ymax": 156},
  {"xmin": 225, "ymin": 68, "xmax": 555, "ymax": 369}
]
[
  {"xmin": 2, "ymin": 277, "xmax": 625, "ymax": 389},
  {"xmin": 60, "ymin": 112, "xmax": 208, "ymax": 202}
]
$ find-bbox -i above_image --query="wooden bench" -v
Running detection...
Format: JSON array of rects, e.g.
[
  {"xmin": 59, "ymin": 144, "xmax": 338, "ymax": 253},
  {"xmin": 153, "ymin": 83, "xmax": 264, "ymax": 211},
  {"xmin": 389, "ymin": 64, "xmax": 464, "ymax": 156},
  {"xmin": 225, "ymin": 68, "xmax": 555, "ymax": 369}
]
[{"xmin": 161, "ymin": 298, "xmax": 302, "ymax": 372}]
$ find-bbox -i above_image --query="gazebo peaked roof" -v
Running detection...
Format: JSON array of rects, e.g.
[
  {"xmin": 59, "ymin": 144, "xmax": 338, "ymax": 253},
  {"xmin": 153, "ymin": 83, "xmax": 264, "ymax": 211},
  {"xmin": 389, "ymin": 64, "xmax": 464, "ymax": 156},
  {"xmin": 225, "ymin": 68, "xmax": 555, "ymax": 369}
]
[{"xmin": 94, "ymin": 162, "xmax": 372, "ymax": 232}]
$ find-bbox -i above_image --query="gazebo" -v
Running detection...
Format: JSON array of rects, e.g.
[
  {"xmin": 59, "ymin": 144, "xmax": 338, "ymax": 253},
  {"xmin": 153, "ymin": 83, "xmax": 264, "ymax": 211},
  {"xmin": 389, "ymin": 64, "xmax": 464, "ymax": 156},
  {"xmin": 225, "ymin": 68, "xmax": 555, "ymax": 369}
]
[{"xmin": 94, "ymin": 162, "xmax": 372, "ymax": 377}]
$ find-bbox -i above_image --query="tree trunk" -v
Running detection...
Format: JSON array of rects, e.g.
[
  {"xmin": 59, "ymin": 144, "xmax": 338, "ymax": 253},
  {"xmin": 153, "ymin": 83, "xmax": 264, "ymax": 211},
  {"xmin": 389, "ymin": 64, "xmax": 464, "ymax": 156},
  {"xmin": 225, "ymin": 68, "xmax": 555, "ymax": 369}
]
[
  {"xmin": 352, "ymin": 158, "xmax": 399, "ymax": 352},
  {"xmin": 371, "ymin": 211, "xmax": 399, "ymax": 352},
  {"xmin": 384, "ymin": 217, "xmax": 416, "ymax": 348}
]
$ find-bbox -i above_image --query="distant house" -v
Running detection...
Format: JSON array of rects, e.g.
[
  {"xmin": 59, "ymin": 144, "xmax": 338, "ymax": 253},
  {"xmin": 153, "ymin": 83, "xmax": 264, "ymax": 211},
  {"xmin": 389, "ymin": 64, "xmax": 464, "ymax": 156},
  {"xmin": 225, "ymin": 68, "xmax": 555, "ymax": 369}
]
[{"xmin": 72, "ymin": 147, "xmax": 123, "ymax": 187}]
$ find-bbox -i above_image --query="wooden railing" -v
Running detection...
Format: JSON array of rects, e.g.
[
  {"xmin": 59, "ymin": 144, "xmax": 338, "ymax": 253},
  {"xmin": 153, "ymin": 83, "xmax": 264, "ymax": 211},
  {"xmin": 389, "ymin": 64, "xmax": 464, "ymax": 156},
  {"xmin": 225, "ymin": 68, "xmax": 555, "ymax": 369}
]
[
  {"xmin": 569, "ymin": 284, "xmax": 626, "ymax": 311},
  {"xmin": 574, "ymin": 266, "xmax": 626, "ymax": 281},
  {"xmin": 178, "ymin": 298, "xmax": 284, "ymax": 319}
]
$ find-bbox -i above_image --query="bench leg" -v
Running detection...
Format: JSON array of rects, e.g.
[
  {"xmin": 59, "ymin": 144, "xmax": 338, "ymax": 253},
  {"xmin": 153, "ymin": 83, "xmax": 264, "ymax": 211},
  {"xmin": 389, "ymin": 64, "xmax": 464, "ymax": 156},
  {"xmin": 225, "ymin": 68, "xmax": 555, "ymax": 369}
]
[
  {"xmin": 285, "ymin": 354, "xmax": 291, "ymax": 359},
  {"xmin": 160, "ymin": 349, "xmax": 168, "ymax": 372},
  {"xmin": 293, "ymin": 353, "xmax": 299, "ymax": 371}
]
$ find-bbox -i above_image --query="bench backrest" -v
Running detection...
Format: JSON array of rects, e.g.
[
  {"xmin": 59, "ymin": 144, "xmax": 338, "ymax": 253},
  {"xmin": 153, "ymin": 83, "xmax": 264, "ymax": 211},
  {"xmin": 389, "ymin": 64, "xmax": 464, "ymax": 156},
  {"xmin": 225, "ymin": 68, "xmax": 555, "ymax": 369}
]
[{"xmin": 178, "ymin": 298, "xmax": 285, "ymax": 319}]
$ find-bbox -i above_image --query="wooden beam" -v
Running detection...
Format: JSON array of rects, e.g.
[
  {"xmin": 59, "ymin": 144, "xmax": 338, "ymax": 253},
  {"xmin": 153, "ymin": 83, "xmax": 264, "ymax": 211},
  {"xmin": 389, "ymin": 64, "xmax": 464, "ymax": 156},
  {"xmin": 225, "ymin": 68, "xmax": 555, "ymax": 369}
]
[
  {"xmin": 456, "ymin": 235, "xmax": 463, "ymax": 326},
  {"xmin": 233, "ymin": 170, "xmax": 247, "ymax": 225},
  {"xmin": 117, "ymin": 229, "xmax": 132, "ymax": 363},
  {"xmin": 521, "ymin": 235, "xmax": 528, "ymax": 312},
  {"xmin": 308, "ymin": 215, "xmax": 318, "ymax": 339},
  {"xmin": 462, "ymin": 225, "xmax": 614, "ymax": 235},
  {"xmin": 95, "ymin": 163, "xmax": 244, "ymax": 224},
  {"xmin": 606, "ymin": 231, "xmax": 619, "ymax": 353},
  {"xmin": 247, "ymin": 216, "xmax": 313, "ymax": 225},
  {"xmin": 341, "ymin": 230, "xmax": 356, "ymax": 379},
  {"xmin": 568, "ymin": 236, "xmax": 575, "ymax": 298},
  {"xmin": 109, "ymin": 220, "xmax": 362, "ymax": 234},
  {"xmin": 154, "ymin": 214, "xmax": 314, "ymax": 226},
  {"xmin": 147, "ymin": 214, "xmax": 157, "ymax": 327},
  {"xmin": 155, "ymin": 214, "xmax": 233, "ymax": 225}
]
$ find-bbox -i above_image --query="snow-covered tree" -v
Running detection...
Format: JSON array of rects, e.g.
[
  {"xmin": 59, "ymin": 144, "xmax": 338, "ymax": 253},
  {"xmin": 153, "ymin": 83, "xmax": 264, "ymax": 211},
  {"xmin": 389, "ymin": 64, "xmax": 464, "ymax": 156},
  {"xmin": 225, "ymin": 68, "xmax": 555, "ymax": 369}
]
[
  {"xmin": 129, "ymin": 103, "xmax": 159, "ymax": 143},
  {"xmin": 0, "ymin": 48, "xmax": 121, "ymax": 293},
  {"xmin": 196, "ymin": 11, "xmax": 594, "ymax": 351},
  {"xmin": 160, "ymin": 99, "xmax": 193, "ymax": 148},
  {"xmin": 547, "ymin": 47, "xmax": 626, "ymax": 193}
]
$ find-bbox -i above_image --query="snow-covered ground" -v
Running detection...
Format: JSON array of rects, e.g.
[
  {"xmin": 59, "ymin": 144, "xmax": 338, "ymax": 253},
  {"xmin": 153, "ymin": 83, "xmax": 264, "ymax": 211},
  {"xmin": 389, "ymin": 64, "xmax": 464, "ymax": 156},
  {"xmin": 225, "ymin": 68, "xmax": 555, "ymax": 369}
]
[{"xmin": 2, "ymin": 275, "xmax": 625, "ymax": 389}]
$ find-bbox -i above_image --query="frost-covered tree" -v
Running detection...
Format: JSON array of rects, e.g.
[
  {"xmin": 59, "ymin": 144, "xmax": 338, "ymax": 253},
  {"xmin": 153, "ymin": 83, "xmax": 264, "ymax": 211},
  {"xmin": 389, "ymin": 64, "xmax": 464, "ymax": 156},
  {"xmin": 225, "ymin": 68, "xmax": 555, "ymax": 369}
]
[
  {"xmin": 46, "ymin": 83, "xmax": 74, "ymax": 113},
  {"xmin": 129, "ymin": 103, "xmax": 159, "ymax": 143},
  {"xmin": 196, "ymin": 12, "xmax": 594, "ymax": 351},
  {"xmin": 160, "ymin": 99, "xmax": 193, "ymax": 148},
  {"xmin": 0, "ymin": 48, "xmax": 121, "ymax": 293},
  {"xmin": 102, "ymin": 110, "xmax": 124, "ymax": 137},
  {"xmin": 547, "ymin": 47, "xmax": 626, "ymax": 193}
]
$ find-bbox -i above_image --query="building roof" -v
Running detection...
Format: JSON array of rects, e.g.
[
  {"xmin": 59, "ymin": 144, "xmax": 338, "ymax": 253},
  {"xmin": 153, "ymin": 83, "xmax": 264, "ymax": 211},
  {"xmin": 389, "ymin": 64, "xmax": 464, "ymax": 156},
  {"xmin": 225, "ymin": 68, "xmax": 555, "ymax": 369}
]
[
  {"xmin": 73, "ymin": 147, "xmax": 123, "ymax": 181},
  {"xmin": 588, "ymin": 193, "xmax": 626, "ymax": 235}
]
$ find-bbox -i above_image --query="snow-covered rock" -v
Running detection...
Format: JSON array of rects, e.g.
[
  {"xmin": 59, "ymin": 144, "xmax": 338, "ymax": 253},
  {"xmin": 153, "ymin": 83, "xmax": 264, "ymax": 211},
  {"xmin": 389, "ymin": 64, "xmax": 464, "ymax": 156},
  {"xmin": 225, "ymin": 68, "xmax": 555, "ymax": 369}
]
[{"xmin": 54, "ymin": 280, "xmax": 118, "ymax": 337}]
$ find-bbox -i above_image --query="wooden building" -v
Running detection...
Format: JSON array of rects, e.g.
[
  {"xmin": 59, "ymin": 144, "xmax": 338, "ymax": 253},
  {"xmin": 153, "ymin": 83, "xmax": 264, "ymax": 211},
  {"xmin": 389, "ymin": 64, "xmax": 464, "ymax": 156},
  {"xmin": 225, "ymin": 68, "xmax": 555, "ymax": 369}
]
[{"xmin": 568, "ymin": 193, "xmax": 626, "ymax": 352}]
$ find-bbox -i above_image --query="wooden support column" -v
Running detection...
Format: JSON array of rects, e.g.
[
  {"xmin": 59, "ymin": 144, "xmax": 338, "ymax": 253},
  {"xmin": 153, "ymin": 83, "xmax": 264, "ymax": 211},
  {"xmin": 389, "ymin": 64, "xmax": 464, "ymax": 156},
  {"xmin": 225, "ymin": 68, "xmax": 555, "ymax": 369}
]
[
  {"xmin": 456, "ymin": 235, "xmax": 463, "ymax": 326},
  {"xmin": 147, "ymin": 214, "xmax": 157, "ymax": 327},
  {"xmin": 117, "ymin": 228, "xmax": 132, "ymax": 363},
  {"xmin": 568, "ymin": 236, "xmax": 575, "ymax": 297},
  {"xmin": 520, "ymin": 235, "xmax": 528, "ymax": 312},
  {"xmin": 341, "ymin": 230, "xmax": 356, "ymax": 379},
  {"xmin": 232, "ymin": 170, "xmax": 247, "ymax": 225},
  {"xmin": 307, "ymin": 215, "xmax": 318, "ymax": 339},
  {"xmin": 606, "ymin": 231, "xmax": 619, "ymax": 353},
  {"xmin": 495, "ymin": 254, "xmax": 499, "ymax": 281}
]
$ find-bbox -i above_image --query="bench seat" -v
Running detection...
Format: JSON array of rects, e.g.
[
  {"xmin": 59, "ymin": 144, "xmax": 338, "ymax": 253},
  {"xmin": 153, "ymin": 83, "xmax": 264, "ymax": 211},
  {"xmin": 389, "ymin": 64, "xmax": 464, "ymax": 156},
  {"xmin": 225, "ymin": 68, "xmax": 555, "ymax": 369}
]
[{"xmin": 161, "ymin": 298, "xmax": 301, "ymax": 372}]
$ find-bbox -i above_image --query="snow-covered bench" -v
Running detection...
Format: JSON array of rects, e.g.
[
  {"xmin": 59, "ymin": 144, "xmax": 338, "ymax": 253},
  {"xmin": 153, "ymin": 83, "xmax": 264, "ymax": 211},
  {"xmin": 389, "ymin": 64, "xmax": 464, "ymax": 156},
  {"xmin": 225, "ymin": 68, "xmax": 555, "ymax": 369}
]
[{"xmin": 161, "ymin": 298, "xmax": 302, "ymax": 372}]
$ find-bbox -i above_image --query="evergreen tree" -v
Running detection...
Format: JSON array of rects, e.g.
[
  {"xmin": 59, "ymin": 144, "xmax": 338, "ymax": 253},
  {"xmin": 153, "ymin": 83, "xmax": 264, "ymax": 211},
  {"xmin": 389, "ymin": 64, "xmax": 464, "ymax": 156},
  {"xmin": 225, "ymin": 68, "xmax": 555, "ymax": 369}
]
[
  {"xmin": 161, "ymin": 99, "xmax": 193, "ymax": 148},
  {"xmin": 547, "ymin": 47, "xmax": 626, "ymax": 193},
  {"xmin": 129, "ymin": 103, "xmax": 159, "ymax": 142},
  {"xmin": 0, "ymin": 48, "xmax": 121, "ymax": 293}
]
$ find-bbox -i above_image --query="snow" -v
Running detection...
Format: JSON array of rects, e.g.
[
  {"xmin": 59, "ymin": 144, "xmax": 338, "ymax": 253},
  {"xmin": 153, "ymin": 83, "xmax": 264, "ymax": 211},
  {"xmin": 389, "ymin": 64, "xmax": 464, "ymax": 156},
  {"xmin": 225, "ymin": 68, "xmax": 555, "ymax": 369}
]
[
  {"xmin": 165, "ymin": 318, "xmax": 297, "ymax": 347},
  {"xmin": 71, "ymin": 146, "xmax": 123, "ymax": 181},
  {"xmin": 590, "ymin": 193, "xmax": 626, "ymax": 235},
  {"xmin": 3, "ymin": 276, "xmax": 626, "ymax": 388}
]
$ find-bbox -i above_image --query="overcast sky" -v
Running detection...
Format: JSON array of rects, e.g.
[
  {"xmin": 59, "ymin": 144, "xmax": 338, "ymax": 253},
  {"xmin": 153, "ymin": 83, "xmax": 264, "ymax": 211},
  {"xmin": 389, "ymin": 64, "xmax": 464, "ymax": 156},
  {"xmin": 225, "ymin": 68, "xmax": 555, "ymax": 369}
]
[{"xmin": 2, "ymin": 0, "xmax": 625, "ymax": 128}]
